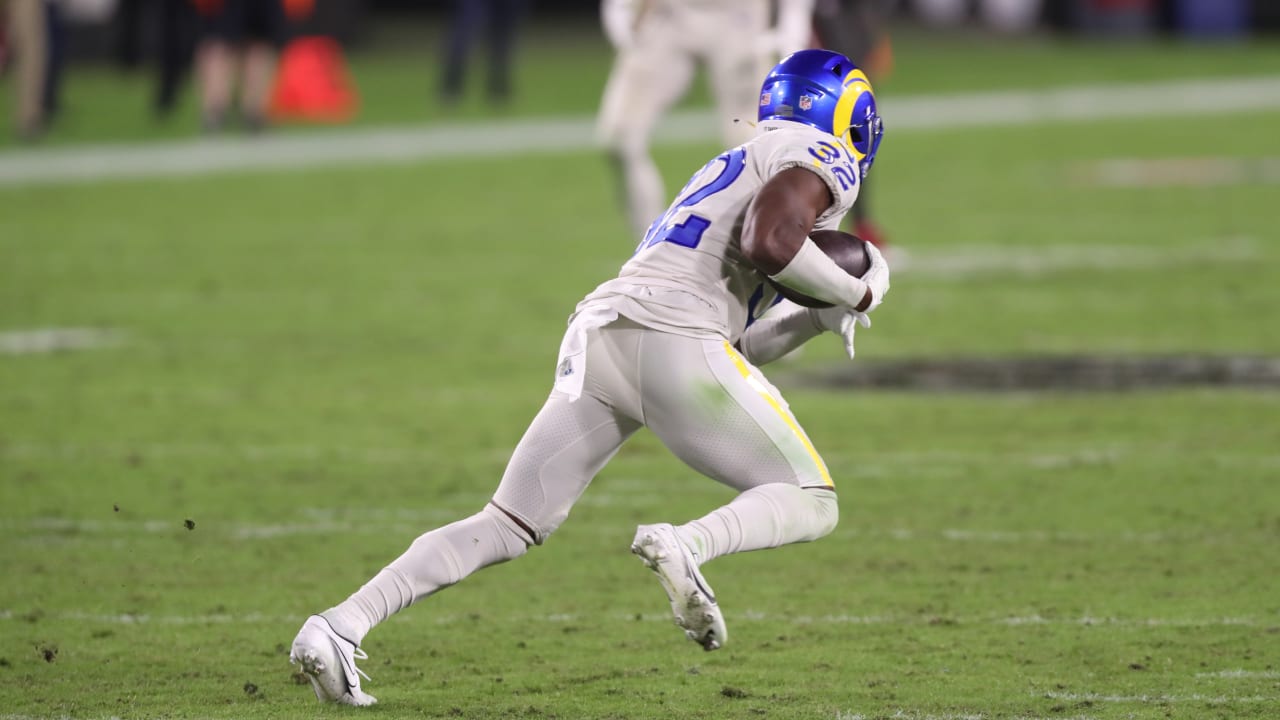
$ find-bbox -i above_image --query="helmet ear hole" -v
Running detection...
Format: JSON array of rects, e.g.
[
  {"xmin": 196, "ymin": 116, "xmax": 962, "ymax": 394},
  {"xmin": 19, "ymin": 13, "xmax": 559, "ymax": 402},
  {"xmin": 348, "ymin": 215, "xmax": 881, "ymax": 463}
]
[{"xmin": 831, "ymin": 62, "xmax": 844, "ymax": 76}]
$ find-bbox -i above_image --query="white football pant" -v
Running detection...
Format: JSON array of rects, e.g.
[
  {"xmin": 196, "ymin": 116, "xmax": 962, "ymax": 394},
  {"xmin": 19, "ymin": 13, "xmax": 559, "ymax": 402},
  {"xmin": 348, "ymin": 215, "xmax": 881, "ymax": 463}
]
[{"xmin": 323, "ymin": 318, "xmax": 839, "ymax": 644}]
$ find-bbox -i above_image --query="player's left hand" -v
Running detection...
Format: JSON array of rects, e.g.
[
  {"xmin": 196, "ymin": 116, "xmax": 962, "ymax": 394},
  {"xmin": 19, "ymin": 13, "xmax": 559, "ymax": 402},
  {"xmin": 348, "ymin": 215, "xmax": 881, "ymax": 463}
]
[{"xmin": 812, "ymin": 306, "xmax": 870, "ymax": 360}]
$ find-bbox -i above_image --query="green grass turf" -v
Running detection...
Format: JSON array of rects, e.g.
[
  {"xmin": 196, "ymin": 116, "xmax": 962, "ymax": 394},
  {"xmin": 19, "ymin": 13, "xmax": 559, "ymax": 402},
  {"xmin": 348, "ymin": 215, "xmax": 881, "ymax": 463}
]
[{"xmin": 2, "ymin": 33, "xmax": 1280, "ymax": 720}]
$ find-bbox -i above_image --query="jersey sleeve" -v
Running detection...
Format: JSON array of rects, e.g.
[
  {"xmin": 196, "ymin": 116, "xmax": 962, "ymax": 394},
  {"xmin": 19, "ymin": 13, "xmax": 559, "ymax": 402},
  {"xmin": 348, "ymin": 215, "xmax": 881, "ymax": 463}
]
[{"xmin": 759, "ymin": 127, "xmax": 862, "ymax": 226}]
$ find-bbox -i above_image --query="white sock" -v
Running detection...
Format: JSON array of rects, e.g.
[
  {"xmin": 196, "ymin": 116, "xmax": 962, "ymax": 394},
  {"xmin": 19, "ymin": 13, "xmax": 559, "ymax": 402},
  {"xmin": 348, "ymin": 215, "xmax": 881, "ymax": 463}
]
[
  {"xmin": 322, "ymin": 505, "xmax": 528, "ymax": 645},
  {"xmin": 676, "ymin": 484, "xmax": 838, "ymax": 565}
]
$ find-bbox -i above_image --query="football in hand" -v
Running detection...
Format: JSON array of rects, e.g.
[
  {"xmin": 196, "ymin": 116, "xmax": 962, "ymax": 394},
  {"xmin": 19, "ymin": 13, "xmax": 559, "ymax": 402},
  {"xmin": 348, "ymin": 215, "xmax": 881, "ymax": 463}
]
[{"xmin": 767, "ymin": 229, "xmax": 871, "ymax": 308}]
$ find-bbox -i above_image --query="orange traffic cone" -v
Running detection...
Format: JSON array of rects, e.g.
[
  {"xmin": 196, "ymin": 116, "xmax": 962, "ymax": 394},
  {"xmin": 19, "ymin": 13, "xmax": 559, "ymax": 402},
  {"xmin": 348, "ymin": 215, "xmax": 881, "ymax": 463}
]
[{"xmin": 269, "ymin": 36, "xmax": 358, "ymax": 124}]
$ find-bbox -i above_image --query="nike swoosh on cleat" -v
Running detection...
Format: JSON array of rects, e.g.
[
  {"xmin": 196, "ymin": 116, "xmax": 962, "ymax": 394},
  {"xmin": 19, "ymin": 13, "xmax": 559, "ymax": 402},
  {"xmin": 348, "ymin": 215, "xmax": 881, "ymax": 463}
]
[
  {"xmin": 683, "ymin": 558, "xmax": 716, "ymax": 603},
  {"xmin": 316, "ymin": 617, "xmax": 360, "ymax": 686}
]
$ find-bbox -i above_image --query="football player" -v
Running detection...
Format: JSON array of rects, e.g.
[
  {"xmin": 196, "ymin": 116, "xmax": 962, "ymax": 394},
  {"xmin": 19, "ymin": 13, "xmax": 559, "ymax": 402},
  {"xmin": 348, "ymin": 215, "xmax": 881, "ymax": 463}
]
[
  {"xmin": 597, "ymin": 0, "xmax": 816, "ymax": 241},
  {"xmin": 291, "ymin": 49, "xmax": 888, "ymax": 706}
]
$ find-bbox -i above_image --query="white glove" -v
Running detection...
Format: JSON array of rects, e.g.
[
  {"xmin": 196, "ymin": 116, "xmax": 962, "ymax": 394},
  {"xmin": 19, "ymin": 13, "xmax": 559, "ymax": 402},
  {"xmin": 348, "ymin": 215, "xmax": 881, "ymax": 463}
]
[
  {"xmin": 860, "ymin": 241, "xmax": 891, "ymax": 313},
  {"xmin": 807, "ymin": 240, "xmax": 887, "ymax": 359},
  {"xmin": 811, "ymin": 306, "xmax": 871, "ymax": 359}
]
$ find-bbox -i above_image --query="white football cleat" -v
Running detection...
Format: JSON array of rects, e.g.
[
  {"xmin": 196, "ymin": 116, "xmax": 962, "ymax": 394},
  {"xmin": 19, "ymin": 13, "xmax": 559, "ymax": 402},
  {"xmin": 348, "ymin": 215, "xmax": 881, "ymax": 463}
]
[
  {"xmin": 631, "ymin": 523, "xmax": 727, "ymax": 651},
  {"xmin": 289, "ymin": 615, "xmax": 377, "ymax": 706}
]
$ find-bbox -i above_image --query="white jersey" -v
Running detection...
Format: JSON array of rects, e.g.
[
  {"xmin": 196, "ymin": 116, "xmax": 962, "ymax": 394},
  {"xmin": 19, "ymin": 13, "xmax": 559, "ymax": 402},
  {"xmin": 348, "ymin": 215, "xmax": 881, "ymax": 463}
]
[{"xmin": 576, "ymin": 121, "xmax": 863, "ymax": 345}]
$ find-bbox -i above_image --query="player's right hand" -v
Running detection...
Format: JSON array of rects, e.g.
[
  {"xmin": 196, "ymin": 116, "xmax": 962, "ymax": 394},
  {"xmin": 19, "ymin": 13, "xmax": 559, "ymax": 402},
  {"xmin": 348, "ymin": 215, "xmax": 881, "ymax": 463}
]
[{"xmin": 860, "ymin": 241, "xmax": 891, "ymax": 313}]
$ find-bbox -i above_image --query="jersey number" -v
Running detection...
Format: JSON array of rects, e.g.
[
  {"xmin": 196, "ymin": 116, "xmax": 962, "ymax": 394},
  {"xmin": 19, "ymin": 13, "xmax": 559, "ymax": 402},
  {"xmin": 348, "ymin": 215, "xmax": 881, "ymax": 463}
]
[{"xmin": 639, "ymin": 148, "xmax": 746, "ymax": 251}]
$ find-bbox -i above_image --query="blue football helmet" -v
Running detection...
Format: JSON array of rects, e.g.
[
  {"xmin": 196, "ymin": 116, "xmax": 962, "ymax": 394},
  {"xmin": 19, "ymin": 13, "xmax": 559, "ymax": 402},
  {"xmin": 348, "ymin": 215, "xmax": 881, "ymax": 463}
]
[{"xmin": 758, "ymin": 49, "xmax": 884, "ymax": 179}]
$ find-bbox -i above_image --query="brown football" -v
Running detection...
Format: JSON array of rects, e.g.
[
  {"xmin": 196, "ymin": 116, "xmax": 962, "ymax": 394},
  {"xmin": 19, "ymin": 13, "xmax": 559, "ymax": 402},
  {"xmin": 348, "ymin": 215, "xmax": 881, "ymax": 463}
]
[{"xmin": 767, "ymin": 229, "xmax": 871, "ymax": 308}]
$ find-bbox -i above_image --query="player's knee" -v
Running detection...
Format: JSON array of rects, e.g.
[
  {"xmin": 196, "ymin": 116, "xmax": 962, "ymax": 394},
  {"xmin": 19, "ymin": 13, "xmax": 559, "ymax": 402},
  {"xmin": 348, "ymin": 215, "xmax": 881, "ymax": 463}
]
[
  {"xmin": 598, "ymin": 123, "xmax": 647, "ymax": 160},
  {"xmin": 597, "ymin": 124, "xmax": 621, "ymax": 153},
  {"xmin": 808, "ymin": 488, "xmax": 839, "ymax": 539},
  {"xmin": 484, "ymin": 501, "xmax": 563, "ymax": 548}
]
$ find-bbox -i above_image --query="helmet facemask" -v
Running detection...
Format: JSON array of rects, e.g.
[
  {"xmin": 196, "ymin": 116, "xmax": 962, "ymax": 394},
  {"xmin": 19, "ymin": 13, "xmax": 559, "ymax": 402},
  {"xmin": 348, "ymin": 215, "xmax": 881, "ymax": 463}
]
[{"xmin": 844, "ymin": 108, "xmax": 884, "ymax": 180}]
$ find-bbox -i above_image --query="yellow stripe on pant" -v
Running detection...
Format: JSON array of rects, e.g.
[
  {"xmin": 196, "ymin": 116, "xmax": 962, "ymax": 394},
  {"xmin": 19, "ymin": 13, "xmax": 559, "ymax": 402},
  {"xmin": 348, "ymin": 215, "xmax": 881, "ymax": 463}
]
[{"xmin": 722, "ymin": 341, "xmax": 834, "ymax": 488}]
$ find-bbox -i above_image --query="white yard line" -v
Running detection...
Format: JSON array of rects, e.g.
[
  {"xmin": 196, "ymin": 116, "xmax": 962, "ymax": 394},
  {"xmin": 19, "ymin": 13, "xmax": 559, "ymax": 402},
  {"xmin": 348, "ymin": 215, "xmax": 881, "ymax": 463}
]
[
  {"xmin": 837, "ymin": 714, "xmax": 1026, "ymax": 720},
  {"xmin": 0, "ymin": 328, "xmax": 124, "ymax": 355},
  {"xmin": 1196, "ymin": 669, "xmax": 1280, "ymax": 679},
  {"xmin": 1042, "ymin": 690, "xmax": 1279, "ymax": 704},
  {"xmin": 1076, "ymin": 156, "xmax": 1280, "ymax": 188},
  {"xmin": 902, "ymin": 236, "xmax": 1260, "ymax": 277},
  {"xmin": 0, "ymin": 441, "xmax": 444, "ymax": 464},
  {"xmin": 0, "ymin": 712, "xmax": 128, "ymax": 717},
  {"xmin": 1, "ymin": 76, "xmax": 1277, "ymax": 187}
]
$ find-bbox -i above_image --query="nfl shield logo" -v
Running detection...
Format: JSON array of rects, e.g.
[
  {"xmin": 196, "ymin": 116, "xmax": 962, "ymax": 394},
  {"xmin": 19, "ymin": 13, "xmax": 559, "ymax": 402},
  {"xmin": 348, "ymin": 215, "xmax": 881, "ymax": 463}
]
[
  {"xmin": 798, "ymin": 95, "xmax": 813, "ymax": 111},
  {"xmin": 759, "ymin": 92, "xmax": 771, "ymax": 107}
]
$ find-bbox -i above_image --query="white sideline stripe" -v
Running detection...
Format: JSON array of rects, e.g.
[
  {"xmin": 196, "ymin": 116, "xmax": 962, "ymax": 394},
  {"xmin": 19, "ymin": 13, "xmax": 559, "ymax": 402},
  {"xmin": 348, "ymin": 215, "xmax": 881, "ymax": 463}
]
[
  {"xmin": 0, "ymin": 608, "xmax": 1263, "ymax": 629},
  {"xmin": 1042, "ymin": 690, "xmax": 1279, "ymax": 704},
  {"xmin": 0, "ymin": 328, "xmax": 123, "ymax": 355},
  {"xmin": 1, "ymin": 75, "xmax": 1277, "ymax": 187},
  {"xmin": 887, "ymin": 75, "xmax": 1280, "ymax": 130}
]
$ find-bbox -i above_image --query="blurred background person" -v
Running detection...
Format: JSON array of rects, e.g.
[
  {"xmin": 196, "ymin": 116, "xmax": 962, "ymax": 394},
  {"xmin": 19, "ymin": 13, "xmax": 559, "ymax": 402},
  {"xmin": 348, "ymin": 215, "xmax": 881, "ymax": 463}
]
[
  {"xmin": 812, "ymin": 0, "xmax": 896, "ymax": 251},
  {"xmin": 439, "ymin": 0, "xmax": 529, "ymax": 107},
  {"xmin": 598, "ymin": 0, "xmax": 815, "ymax": 243},
  {"xmin": 41, "ymin": 0, "xmax": 64, "ymax": 131},
  {"xmin": 4, "ymin": 0, "xmax": 47, "ymax": 140},
  {"xmin": 192, "ymin": 0, "xmax": 287, "ymax": 133},
  {"xmin": 3, "ymin": 0, "xmax": 64, "ymax": 141},
  {"xmin": 112, "ymin": 0, "xmax": 199, "ymax": 120}
]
